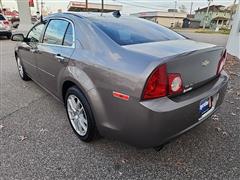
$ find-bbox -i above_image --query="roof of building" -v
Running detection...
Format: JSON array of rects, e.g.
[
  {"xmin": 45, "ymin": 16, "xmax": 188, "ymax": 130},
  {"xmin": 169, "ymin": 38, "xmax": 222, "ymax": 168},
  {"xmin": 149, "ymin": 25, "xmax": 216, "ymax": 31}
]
[
  {"xmin": 183, "ymin": 17, "xmax": 201, "ymax": 22},
  {"xmin": 131, "ymin": 11, "xmax": 187, "ymax": 18},
  {"xmin": 211, "ymin": 16, "xmax": 229, "ymax": 21},
  {"xmin": 195, "ymin": 5, "xmax": 230, "ymax": 13},
  {"xmin": 67, "ymin": 1, "xmax": 122, "ymax": 12}
]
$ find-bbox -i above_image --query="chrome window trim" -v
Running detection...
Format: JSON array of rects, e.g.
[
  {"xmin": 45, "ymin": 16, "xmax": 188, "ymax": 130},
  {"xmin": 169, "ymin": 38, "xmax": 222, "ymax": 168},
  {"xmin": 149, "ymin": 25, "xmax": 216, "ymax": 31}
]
[
  {"xmin": 26, "ymin": 21, "xmax": 47, "ymax": 43},
  {"xmin": 40, "ymin": 17, "xmax": 76, "ymax": 49}
]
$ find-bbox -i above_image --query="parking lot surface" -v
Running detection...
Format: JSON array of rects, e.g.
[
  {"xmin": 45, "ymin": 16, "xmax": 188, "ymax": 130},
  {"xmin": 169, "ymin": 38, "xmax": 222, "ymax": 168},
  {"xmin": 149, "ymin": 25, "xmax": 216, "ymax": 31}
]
[{"xmin": 0, "ymin": 34, "xmax": 240, "ymax": 179}]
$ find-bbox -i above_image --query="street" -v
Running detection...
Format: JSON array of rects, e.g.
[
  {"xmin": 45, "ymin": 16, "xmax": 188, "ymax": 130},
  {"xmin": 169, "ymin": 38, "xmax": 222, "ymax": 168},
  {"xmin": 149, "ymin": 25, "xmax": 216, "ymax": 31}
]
[
  {"xmin": 0, "ymin": 33, "xmax": 240, "ymax": 179},
  {"xmin": 179, "ymin": 32, "xmax": 229, "ymax": 47}
]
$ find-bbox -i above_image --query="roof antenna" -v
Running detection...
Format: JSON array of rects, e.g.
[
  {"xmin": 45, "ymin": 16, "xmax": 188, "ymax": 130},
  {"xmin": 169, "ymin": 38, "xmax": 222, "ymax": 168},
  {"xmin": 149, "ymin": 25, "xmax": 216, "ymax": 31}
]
[{"xmin": 112, "ymin": 10, "xmax": 121, "ymax": 18}]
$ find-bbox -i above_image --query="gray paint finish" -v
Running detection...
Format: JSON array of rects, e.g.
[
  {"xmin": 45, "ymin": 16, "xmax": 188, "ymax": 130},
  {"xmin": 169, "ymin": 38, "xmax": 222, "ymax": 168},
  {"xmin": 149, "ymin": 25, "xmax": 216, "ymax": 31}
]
[{"xmin": 14, "ymin": 13, "xmax": 229, "ymax": 148}]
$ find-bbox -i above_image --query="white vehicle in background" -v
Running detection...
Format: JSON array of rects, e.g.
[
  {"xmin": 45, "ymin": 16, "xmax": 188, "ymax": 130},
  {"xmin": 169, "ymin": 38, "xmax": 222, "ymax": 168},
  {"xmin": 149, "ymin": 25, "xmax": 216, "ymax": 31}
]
[{"xmin": 0, "ymin": 13, "xmax": 12, "ymax": 39}]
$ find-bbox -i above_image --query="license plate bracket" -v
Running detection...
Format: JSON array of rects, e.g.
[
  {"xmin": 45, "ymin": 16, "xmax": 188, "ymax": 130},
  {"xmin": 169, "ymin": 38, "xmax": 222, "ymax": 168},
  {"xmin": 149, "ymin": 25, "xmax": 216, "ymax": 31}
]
[{"xmin": 199, "ymin": 97, "xmax": 212, "ymax": 117}]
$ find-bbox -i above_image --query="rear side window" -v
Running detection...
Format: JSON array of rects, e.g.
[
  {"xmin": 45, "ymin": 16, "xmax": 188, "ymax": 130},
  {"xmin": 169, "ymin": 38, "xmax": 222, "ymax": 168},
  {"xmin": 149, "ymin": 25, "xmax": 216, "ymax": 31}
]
[
  {"xmin": 43, "ymin": 19, "xmax": 69, "ymax": 45},
  {"xmin": 0, "ymin": 14, "xmax": 6, "ymax": 20},
  {"xmin": 91, "ymin": 17, "xmax": 185, "ymax": 46},
  {"xmin": 63, "ymin": 24, "xmax": 74, "ymax": 46}
]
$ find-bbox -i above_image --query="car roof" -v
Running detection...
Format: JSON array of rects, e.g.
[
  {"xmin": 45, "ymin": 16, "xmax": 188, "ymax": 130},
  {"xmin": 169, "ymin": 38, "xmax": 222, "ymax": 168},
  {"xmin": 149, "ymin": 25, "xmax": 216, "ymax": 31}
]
[{"xmin": 47, "ymin": 11, "xmax": 128, "ymax": 20}]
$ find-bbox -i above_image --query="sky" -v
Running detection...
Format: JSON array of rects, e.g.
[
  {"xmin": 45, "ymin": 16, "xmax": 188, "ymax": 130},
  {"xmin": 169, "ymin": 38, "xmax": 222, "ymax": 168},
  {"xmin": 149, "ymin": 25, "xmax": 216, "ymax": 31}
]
[{"xmin": 1, "ymin": 0, "xmax": 238, "ymax": 14}]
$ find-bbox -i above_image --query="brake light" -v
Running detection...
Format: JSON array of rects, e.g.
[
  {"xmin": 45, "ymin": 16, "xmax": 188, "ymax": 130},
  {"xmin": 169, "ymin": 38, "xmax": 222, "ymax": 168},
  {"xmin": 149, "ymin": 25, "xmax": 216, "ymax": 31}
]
[
  {"xmin": 168, "ymin": 73, "xmax": 183, "ymax": 95},
  {"xmin": 142, "ymin": 64, "xmax": 184, "ymax": 100},
  {"xmin": 217, "ymin": 50, "xmax": 227, "ymax": 75},
  {"xmin": 3, "ymin": 20, "xmax": 9, "ymax": 25},
  {"xmin": 142, "ymin": 64, "xmax": 168, "ymax": 100}
]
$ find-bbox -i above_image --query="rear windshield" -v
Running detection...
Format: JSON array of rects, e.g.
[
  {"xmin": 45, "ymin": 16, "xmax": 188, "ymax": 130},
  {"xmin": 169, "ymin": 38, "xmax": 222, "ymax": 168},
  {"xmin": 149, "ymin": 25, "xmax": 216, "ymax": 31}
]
[
  {"xmin": 90, "ymin": 17, "xmax": 185, "ymax": 46},
  {"xmin": 0, "ymin": 14, "xmax": 6, "ymax": 20}
]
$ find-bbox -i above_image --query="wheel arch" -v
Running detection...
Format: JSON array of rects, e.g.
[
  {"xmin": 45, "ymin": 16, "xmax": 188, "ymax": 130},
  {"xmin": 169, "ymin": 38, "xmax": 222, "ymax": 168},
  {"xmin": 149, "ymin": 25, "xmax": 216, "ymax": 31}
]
[
  {"xmin": 62, "ymin": 80, "xmax": 78, "ymax": 102},
  {"xmin": 61, "ymin": 80, "xmax": 85, "ymax": 101},
  {"xmin": 61, "ymin": 78, "xmax": 93, "ymax": 104}
]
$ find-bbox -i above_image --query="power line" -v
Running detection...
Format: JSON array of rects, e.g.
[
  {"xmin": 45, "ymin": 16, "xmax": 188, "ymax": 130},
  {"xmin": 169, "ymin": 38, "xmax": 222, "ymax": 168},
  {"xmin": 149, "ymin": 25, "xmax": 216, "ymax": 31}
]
[{"xmin": 112, "ymin": 0, "xmax": 169, "ymax": 11}]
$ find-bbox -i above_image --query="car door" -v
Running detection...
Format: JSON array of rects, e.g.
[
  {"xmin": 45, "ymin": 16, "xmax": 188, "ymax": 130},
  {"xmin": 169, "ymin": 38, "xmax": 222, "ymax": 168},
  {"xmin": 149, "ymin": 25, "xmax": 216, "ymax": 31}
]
[
  {"xmin": 36, "ymin": 19, "xmax": 75, "ymax": 95},
  {"xmin": 18, "ymin": 22, "xmax": 46, "ymax": 80}
]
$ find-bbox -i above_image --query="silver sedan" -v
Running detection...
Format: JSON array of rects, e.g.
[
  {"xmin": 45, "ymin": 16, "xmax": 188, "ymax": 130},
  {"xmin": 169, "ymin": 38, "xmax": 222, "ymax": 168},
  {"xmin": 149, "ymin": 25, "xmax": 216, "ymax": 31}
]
[{"xmin": 11, "ymin": 12, "xmax": 229, "ymax": 148}]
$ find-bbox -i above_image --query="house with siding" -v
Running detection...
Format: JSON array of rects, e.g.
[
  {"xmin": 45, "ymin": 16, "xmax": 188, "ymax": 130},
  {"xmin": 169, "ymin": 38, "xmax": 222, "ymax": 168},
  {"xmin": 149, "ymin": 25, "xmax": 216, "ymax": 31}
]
[
  {"xmin": 194, "ymin": 5, "xmax": 235, "ymax": 29},
  {"xmin": 131, "ymin": 11, "xmax": 187, "ymax": 28}
]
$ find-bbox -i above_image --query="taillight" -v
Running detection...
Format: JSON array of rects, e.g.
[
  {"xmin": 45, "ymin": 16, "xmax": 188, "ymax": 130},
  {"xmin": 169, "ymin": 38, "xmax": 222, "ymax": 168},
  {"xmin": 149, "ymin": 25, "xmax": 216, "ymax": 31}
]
[
  {"xmin": 142, "ymin": 64, "xmax": 168, "ymax": 100},
  {"xmin": 217, "ymin": 50, "xmax": 227, "ymax": 75},
  {"xmin": 3, "ymin": 20, "xmax": 9, "ymax": 25},
  {"xmin": 142, "ymin": 64, "xmax": 184, "ymax": 100},
  {"xmin": 168, "ymin": 73, "xmax": 183, "ymax": 95}
]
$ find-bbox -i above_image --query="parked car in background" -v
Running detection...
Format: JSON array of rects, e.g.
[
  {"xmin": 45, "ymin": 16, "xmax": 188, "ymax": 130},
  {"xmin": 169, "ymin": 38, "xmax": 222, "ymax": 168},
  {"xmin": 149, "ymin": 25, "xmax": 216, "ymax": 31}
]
[
  {"xmin": 0, "ymin": 13, "xmax": 12, "ymax": 39},
  {"xmin": 11, "ymin": 12, "xmax": 229, "ymax": 148},
  {"xmin": 11, "ymin": 16, "xmax": 38, "ymax": 29}
]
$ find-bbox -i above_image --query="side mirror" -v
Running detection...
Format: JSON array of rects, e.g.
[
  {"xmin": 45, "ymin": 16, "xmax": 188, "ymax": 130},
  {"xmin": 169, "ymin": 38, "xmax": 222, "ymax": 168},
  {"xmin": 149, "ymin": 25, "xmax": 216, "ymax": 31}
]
[{"xmin": 11, "ymin": 33, "xmax": 25, "ymax": 42}]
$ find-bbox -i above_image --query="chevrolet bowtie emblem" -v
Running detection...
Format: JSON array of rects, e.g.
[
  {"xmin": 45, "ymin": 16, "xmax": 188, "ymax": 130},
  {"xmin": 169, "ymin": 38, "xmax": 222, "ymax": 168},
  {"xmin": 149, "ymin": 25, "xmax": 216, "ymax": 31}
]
[{"xmin": 202, "ymin": 60, "xmax": 210, "ymax": 67}]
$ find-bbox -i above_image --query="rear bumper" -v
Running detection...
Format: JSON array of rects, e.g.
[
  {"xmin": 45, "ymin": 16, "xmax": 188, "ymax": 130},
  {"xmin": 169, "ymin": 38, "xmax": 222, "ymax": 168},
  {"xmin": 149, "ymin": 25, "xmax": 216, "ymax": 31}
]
[
  {"xmin": 97, "ymin": 71, "xmax": 229, "ymax": 148},
  {"xmin": 0, "ymin": 30, "xmax": 12, "ymax": 37}
]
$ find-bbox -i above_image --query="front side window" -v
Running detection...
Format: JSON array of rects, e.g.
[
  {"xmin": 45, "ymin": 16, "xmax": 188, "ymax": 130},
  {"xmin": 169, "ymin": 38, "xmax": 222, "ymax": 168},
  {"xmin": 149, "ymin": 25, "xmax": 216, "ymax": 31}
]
[
  {"xmin": 27, "ymin": 23, "xmax": 46, "ymax": 43},
  {"xmin": 43, "ymin": 19, "xmax": 69, "ymax": 45}
]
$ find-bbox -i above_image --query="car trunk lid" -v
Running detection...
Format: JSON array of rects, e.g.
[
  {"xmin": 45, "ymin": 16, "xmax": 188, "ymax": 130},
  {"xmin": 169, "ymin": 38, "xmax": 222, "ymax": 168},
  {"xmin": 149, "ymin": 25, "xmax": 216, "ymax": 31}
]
[{"xmin": 123, "ymin": 39, "xmax": 224, "ymax": 91}]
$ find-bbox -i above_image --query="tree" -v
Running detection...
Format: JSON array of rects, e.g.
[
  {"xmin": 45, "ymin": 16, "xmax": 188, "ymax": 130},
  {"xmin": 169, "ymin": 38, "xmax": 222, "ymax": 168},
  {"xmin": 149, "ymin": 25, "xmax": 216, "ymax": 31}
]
[
  {"xmin": 0, "ymin": 0, "xmax": 3, "ymax": 10},
  {"xmin": 179, "ymin": 4, "xmax": 187, "ymax": 13},
  {"xmin": 203, "ymin": 0, "xmax": 213, "ymax": 30}
]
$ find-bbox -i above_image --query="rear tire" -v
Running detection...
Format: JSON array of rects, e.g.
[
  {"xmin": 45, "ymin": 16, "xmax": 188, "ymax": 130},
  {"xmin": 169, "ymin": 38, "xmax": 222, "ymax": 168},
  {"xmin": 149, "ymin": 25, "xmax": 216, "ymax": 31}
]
[
  {"xmin": 65, "ymin": 86, "xmax": 97, "ymax": 142},
  {"xmin": 16, "ymin": 56, "xmax": 31, "ymax": 81}
]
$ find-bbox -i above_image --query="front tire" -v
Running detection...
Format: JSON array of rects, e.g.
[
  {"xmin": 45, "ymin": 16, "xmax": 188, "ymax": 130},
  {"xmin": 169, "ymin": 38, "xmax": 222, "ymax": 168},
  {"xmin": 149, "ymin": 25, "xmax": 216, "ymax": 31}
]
[
  {"xmin": 65, "ymin": 86, "xmax": 97, "ymax": 142},
  {"xmin": 16, "ymin": 56, "xmax": 31, "ymax": 81}
]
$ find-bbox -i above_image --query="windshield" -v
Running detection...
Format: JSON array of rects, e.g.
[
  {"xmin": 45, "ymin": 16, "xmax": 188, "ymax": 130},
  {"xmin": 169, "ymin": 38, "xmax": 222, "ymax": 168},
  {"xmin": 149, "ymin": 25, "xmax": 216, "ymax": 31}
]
[
  {"xmin": 0, "ymin": 14, "xmax": 6, "ymax": 20},
  {"xmin": 90, "ymin": 17, "xmax": 185, "ymax": 46}
]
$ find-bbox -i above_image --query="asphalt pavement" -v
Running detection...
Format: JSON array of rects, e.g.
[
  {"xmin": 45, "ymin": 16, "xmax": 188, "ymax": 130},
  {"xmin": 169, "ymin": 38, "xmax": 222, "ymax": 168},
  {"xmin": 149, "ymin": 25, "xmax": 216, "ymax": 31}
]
[
  {"xmin": 179, "ymin": 31, "xmax": 229, "ymax": 47},
  {"xmin": 0, "ymin": 34, "xmax": 239, "ymax": 179}
]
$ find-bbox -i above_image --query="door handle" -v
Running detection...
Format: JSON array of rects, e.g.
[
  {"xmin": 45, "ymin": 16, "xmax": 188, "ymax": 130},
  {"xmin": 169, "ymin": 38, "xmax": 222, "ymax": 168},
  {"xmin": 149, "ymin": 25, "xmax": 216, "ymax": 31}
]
[
  {"xmin": 55, "ymin": 54, "xmax": 68, "ymax": 63},
  {"xmin": 30, "ymin": 49, "xmax": 39, "ymax": 53}
]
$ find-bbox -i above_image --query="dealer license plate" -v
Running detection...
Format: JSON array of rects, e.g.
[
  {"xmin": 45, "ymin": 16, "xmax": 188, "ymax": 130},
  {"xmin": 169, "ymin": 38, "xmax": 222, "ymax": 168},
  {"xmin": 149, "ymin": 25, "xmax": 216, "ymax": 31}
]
[{"xmin": 199, "ymin": 97, "xmax": 212, "ymax": 116}]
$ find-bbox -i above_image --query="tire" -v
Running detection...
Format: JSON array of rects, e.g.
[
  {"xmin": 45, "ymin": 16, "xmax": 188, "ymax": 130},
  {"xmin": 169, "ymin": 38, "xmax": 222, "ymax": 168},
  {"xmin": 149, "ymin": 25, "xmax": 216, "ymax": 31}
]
[
  {"xmin": 16, "ymin": 56, "xmax": 31, "ymax": 81},
  {"xmin": 65, "ymin": 86, "xmax": 97, "ymax": 142},
  {"xmin": 7, "ymin": 35, "xmax": 11, "ymax": 39}
]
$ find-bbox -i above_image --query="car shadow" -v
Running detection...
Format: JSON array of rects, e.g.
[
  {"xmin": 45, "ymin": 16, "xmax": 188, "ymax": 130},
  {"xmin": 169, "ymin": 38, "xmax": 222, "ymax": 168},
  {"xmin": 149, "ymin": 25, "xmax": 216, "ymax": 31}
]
[{"xmin": 0, "ymin": 36, "xmax": 10, "ymax": 41}]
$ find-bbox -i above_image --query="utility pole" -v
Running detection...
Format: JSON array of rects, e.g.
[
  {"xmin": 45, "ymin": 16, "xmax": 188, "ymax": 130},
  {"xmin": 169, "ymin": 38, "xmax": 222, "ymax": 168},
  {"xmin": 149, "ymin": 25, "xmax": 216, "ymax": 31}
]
[
  {"xmin": 190, "ymin": 1, "xmax": 193, "ymax": 15},
  {"xmin": 226, "ymin": 0, "xmax": 240, "ymax": 59},
  {"xmin": 203, "ymin": 0, "xmax": 212, "ymax": 30},
  {"xmin": 16, "ymin": 0, "xmax": 32, "ymax": 32},
  {"xmin": 41, "ymin": 0, "xmax": 44, "ymax": 15},
  {"xmin": 228, "ymin": 0, "xmax": 237, "ymax": 27},
  {"xmin": 173, "ymin": 0, "xmax": 177, "ymax": 28},
  {"xmin": 0, "ymin": 0, "xmax": 3, "ymax": 11},
  {"xmin": 101, "ymin": 0, "xmax": 104, "ymax": 13},
  {"xmin": 86, "ymin": 0, "xmax": 88, "ymax": 11},
  {"xmin": 36, "ymin": 0, "xmax": 40, "ymax": 15}
]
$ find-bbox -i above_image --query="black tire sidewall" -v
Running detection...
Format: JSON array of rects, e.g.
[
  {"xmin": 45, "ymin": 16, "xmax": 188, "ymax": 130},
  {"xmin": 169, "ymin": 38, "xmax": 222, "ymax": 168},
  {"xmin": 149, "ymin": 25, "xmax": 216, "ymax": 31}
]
[
  {"xmin": 65, "ymin": 86, "xmax": 96, "ymax": 142},
  {"xmin": 16, "ymin": 56, "xmax": 30, "ymax": 81}
]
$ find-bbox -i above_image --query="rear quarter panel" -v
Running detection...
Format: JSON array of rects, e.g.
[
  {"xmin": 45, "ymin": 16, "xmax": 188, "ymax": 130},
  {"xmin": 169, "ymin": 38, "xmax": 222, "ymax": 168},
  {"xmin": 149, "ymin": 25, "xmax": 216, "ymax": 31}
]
[{"xmin": 63, "ymin": 17, "xmax": 163, "ymax": 135}]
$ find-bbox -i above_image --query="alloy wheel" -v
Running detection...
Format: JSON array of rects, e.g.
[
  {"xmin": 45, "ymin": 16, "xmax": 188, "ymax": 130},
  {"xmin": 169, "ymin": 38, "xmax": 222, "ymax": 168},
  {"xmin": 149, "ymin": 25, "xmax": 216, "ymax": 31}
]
[
  {"xmin": 67, "ymin": 94, "xmax": 88, "ymax": 136},
  {"xmin": 17, "ymin": 57, "xmax": 24, "ymax": 78}
]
